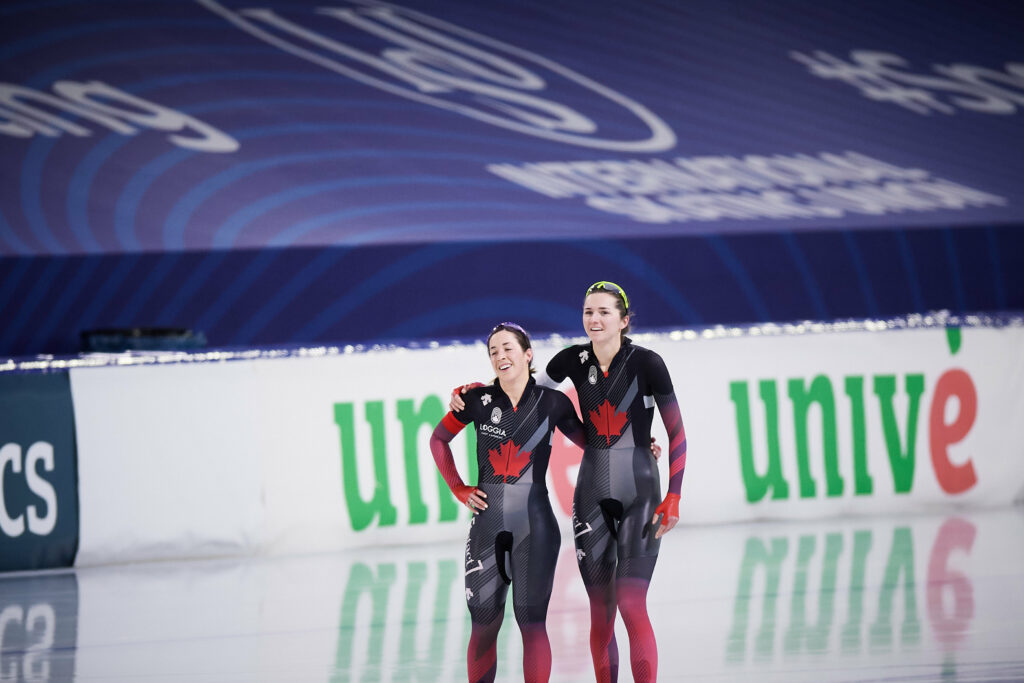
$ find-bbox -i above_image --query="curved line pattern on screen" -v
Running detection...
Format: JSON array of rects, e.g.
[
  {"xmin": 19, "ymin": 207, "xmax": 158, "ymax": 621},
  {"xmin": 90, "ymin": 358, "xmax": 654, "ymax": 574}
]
[
  {"xmin": 20, "ymin": 138, "xmax": 62, "ymax": 254},
  {"xmin": 66, "ymin": 136, "xmax": 120, "ymax": 253},
  {"xmin": 14, "ymin": 50, "xmax": 276, "ymax": 254},
  {"xmin": 0, "ymin": 207, "xmax": 32, "ymax": 255},
  {"xmin": 98, "ymin": 116, "xmax": 601, "ymax": 252},
  {"xmin": 264, "ymin": 198, "xmax": 592, "ymax": 248}
]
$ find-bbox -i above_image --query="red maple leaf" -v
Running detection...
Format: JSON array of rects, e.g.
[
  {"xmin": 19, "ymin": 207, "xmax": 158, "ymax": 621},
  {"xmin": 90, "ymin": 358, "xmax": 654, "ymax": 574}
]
[
  {"xmin": 589, "ymin": 400, "xmax": 628, "ymax": 445},
  {"xmin": 488, "ymin": 440, "xmax": 532, "ymax": 482}
]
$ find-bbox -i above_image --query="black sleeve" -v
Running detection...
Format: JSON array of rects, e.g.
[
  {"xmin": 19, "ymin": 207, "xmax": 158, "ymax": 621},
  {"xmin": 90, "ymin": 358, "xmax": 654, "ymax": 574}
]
[
  {"xmin": 545, "ymin": 345, "xmax": 576, "ymax": 383},
  {"xmin": 644, "ymin": 349, "xmax": 675, "ymax": 396},
  {"xmin": 451, "ymin": 387, "xmax": 479, "ymax": 425},
  {"xmin": 552, "ymin": 390, "xmax": 586, "ymax": 448},
  {"xmin": 552, "ymin": 390, "xmax": 581, "ymax": 431}
]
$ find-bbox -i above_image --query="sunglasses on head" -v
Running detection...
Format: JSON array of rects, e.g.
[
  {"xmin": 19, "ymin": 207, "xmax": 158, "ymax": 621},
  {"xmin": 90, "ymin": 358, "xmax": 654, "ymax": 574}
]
[
  {"xmin": 585, "ymin": 281, "xmax": 629, "ymax": 311},
  {"xmin": 491, "ymin": 321, "xmax": 528, "ymax": 335}
]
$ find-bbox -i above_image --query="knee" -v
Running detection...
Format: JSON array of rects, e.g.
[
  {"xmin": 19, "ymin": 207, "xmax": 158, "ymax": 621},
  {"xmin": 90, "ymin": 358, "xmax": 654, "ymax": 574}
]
[
  {"xmin": 469, "ymin": 609, "xmax": 504, "ymax": 640},
  {"xmin": 585, "ymin": 584, "xmax": 617, "ymax": 623},
  {"xmin": 615, "ymin": 578, "xmax": 650, "ymax": 616},
  {"xmin": 517, "ymin": 619, "xmax": 548, "ymax": 643},
  {"xmin": 513, "ymin": 602, "xmax": 548, "ymax": 628}
]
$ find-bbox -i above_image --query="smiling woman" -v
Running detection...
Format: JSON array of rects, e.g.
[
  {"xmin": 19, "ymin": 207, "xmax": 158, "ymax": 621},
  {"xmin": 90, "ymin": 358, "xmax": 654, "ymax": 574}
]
[
  {"xmin": 487, "ymin": 322, "xmax": 533, "ymax": 383},
  {"xmin": 552, "ymin": 281, "xmax": 688, "ymax": 683},
  {"xmin": 428, "ymin": 322, "xmax": 587, "ymax": 683}
]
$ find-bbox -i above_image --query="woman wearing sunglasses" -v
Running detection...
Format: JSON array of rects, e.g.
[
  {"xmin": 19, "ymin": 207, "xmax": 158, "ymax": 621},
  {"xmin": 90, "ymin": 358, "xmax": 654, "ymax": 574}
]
[
  {"xmin": 430, "ymin": 322, "xmax": 587, "ymax": 683},
  {"xmin": 450, "ymin": 282, "xmax": 687, "ymax": 683}
]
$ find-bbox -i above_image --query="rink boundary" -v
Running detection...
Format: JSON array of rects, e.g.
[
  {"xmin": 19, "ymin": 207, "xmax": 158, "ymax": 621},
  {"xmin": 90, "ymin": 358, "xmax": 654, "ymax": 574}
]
[{"xmin": 2, "ymin": 309, "xmax": 1022, "ymax": 375}]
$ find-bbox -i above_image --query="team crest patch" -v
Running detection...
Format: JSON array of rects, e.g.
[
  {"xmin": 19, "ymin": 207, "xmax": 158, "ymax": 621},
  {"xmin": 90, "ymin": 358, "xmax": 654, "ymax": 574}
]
[
  {"xmin": 588, "ymin": 365, "xmax": 598, "ymax": 384},
  {"xmin": 491, "ymin": 407, "xmax": 502, "ymax": 423}
]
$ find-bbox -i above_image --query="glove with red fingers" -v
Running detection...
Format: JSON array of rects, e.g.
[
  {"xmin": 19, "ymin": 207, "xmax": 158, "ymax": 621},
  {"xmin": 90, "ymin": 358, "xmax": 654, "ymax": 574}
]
[
  {"xmin": 449, "ymin": 382, "xmax": 485, "ymax": 412},
  {"xmin": 453, "ymin": 484, "xmax": 488, "ymax": 515},
  {"xmin": 651, "ymin": 492, "xmax": 680, "ymax": 539}
]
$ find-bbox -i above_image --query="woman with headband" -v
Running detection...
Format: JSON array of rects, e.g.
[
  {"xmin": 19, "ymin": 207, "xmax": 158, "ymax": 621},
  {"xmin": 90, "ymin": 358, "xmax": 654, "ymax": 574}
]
[
  {"xmin": 430, "ymin": 322, "xmax": 588, "ymax": 683},
  {"xmin": 451, "ymin": 283, "xmax": 687, "ymax": 683}
]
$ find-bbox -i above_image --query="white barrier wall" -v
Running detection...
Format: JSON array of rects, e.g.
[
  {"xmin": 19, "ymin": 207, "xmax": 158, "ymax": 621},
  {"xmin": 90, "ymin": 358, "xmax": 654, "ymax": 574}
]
[{"xmin": 68, "ymin": 323, "xmax": 1024, "ymax": 565}]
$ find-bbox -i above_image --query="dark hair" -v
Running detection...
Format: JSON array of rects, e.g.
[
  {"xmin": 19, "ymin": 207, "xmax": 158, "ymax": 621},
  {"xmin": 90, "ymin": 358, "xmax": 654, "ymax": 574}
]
[
  {"xmin": 583, "ymin": 281, "xmax": 632, "ymax": 337},
  {"xmin": 486, "ymin": 322, "xmax": 535, "ymax": 378}
]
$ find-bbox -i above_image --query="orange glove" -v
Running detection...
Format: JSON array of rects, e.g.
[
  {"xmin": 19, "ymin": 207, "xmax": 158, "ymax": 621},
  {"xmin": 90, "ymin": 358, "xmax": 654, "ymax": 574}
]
[
  {"xmin": 651, "ymin": 493, "xmax": 680, "ymax": 539},
  {"xmin": 453, "ymin": 484, "xmax": 488, "ymax": 514}
]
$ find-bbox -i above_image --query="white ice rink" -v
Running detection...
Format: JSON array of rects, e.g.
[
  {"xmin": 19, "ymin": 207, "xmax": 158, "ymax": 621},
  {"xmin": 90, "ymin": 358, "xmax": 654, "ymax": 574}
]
[{"xmin": 2, "ymin": 506, "xmax": 1023, "ymax": 682}]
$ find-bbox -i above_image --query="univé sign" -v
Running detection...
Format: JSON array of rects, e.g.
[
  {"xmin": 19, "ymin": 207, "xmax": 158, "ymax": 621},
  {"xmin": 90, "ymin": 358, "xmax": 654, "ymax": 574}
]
[{"xmin": 730, "ymin": 328, "xmax": 978, "ymax": 504}]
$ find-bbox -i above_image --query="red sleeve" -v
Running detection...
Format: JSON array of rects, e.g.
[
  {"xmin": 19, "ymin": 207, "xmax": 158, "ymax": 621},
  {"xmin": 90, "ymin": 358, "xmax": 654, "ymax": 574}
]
[
  {"xmin": 442, "ymin": 411, "xmax": 467, "ymax": 435},
  {"xmin": 656, "ymin": 393, "xmax": 687, "ymax": 495},
  {"xmin": 430, "ymin": 414, "xmax": 468, "ymax": 494}
]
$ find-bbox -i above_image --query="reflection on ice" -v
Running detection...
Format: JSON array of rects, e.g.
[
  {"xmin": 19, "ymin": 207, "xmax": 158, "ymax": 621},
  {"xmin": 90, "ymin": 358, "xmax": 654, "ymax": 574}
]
[
  {"xmin": 716, "ymin": 512, "xmax": 1021, "ymax": 682},
  {"xmin": 1, "ymin": 508, "xmax": 1022, "ymax": 682},
  {"xmin": 0, "ymin": 573, "xmax": 78, "ymax": 682}
]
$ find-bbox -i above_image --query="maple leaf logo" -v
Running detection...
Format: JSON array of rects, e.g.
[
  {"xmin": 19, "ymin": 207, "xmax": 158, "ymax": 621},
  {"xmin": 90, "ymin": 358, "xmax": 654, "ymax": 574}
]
[
  {"xmin": 589, "ymin": 400, "xmax": 628, "ymax": 445},
  {"xmin": 488, "ymin": 440, "xmax": 532, "ymax": 482}
]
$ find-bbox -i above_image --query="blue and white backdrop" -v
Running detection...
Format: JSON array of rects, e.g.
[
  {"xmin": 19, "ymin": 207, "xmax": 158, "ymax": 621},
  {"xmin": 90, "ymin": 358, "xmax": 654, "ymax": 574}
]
[{"xmin": 1, "ymin": 0, "xmax": 1022, "ymax": 355}]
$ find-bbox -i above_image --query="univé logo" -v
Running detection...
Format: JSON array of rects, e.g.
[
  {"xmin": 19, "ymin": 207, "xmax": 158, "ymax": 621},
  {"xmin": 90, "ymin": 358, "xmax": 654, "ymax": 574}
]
[
  {"xmin": 199, "ymin": 0, "xmax": 676, "ymax": 152},
  {"xmin": 0, "ymin": 442, "xmax": 58, "ymax": 538},
  {"xmin": 729, "ymin": 327, "xmax": 978, "ymax": 502}
]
